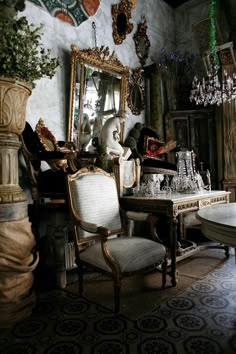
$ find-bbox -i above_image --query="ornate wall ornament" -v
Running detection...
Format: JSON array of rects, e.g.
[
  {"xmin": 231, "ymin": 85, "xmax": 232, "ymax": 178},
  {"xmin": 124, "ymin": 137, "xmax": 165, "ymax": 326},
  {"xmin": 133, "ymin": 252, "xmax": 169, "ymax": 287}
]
[
  {"xmin": 127, "ymin": 68, "xmax": 144, "ymax": 115},
  {"xmin": 111, "ymin": 0, "xmax": 134, "ymax": 45},
  {"xmin": 133, "ymin": 18, "xmax": 150, "ymax": 67},
  {"xmin": 28, "ymin": 0, "xmax": 100, "ymax": 26}
]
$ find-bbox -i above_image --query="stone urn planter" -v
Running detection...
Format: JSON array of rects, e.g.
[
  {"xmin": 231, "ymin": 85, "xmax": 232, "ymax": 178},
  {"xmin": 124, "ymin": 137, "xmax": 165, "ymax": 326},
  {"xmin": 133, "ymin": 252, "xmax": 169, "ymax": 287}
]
[
  {"xmin": 0, "ymin": 76, "xmax": 39, "ymax": 327},
  {"xmin": 0, "ymin": 76, "xmax": 32, "ymax": 203}
]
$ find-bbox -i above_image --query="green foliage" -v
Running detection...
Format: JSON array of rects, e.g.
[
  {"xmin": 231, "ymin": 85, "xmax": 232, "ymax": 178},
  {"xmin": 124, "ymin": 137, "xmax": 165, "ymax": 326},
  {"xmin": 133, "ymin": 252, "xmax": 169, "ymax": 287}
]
[{"xmin": 0, "ymin": 16, "xmax": 60, "ymax": 86}]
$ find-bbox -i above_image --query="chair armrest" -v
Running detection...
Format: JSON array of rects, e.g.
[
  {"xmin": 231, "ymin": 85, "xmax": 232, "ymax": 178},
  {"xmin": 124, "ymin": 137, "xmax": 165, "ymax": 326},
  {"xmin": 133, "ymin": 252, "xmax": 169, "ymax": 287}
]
[
  {"xmin": 124, "ymin": 210, "xmax": 163, "ymax": 243},
  {"xmin": 126, "ymin": 210, "xmax": 150, "ymax": 221},
  {"xmin": 80, "ymin": 220, "xmax": 101, "ymax": 233},
  {"xmin": 79, "ymin": 220, "xmax": 114, "ymax": 237}
]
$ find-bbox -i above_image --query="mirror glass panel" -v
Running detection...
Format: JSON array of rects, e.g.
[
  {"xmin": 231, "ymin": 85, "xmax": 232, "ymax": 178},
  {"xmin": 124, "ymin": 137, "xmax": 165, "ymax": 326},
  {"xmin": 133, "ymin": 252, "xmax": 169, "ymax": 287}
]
[{"xmin": 68, "ymin": 45, "xmax": 129, "ymax": 151}]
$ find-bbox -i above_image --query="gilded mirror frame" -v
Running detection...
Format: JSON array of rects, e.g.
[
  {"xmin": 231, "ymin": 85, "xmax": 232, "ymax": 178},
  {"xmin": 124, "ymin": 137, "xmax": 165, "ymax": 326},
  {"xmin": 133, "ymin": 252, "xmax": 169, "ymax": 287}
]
[
  {"xmin": 68, "ymin": 44, "xmax": 129, "ymax": 150},
  {"xmin": 127, "ymin": 68, "xmax": 144, "ymax": 115},
  {"xmin": 133, "ymin": 19, "xmax": 150, "ymax": 67},
  {"xmin": 111, "ymin": 0, "xmax": 135, "ymax": 45}
]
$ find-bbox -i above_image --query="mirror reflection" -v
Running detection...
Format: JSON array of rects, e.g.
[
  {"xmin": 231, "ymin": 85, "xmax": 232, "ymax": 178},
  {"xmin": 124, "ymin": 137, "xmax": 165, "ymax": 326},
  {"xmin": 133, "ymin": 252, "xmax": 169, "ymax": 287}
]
[
  {"xmin": 68, "ymin": 45, "xmax": 129, "ymax": 152},
  {"xmin": 76, "ymin": 65, "xmax": 122, "ymax": 150}
]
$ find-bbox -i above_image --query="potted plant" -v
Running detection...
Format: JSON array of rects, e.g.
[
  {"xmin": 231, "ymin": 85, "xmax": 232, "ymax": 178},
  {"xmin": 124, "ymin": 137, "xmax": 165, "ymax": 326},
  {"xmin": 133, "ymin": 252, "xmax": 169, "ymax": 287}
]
[
  {"xmin": 0, "ymin": 0, "xmax": 60, "ymax": 84},
  {"xmin": 0, "ymin": 0, "xmax": 60, "ymax": 129},
  {"xmin": 0, "ymin": 0, "xmax": 60, "ymax": 199}
]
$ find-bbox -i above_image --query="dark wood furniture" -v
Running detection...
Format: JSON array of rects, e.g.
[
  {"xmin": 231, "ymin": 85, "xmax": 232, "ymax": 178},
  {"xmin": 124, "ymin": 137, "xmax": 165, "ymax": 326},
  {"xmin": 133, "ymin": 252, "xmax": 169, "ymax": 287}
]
[
  {"xmin": 165, "ymin": 109, "xmax": 218, "ymax": 189},
  {"xmin": 120, "ymin": 190, "xmax": 230, "ymax": 287}
]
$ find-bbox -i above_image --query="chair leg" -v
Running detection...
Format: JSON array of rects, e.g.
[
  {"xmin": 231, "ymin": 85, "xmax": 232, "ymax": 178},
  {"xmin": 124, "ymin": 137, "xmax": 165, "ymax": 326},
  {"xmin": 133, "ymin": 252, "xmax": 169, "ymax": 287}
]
[
  {"xmin": 77, "ymin": 263, "xmax": 84, "ymax": 296},
  {"xmin": 162, "ymin": 257, "xmax": 167, "ymax": 289},
  {"xmin": 113, "ymin": 279, "xmax": 121, "ymax": 313}
]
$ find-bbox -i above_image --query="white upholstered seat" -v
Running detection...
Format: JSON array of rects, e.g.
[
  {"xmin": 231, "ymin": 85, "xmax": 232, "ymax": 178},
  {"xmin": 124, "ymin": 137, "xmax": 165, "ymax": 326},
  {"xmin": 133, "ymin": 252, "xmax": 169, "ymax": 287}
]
[{"xmin": 66, "ymin": 166, "xmax": 167, "ymax": 312}]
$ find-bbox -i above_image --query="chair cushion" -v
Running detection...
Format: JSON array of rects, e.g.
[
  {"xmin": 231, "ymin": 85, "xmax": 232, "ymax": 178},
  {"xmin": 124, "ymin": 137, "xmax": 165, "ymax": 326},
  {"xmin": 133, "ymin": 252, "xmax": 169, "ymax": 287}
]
[{"xmin": 80, "ymin": 236, "xmax": 166, "ymax": 273}]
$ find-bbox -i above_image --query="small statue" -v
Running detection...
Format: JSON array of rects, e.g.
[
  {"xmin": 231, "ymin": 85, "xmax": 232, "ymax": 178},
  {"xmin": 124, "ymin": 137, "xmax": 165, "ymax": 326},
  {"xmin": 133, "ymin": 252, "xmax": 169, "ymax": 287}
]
[
  {"xmin": 80, "ymin": 113, "xmax": 92, "ymax": 150},
  {"xmin": 100, "ymin": 115, "xmax": 124, "ymax": 157}
]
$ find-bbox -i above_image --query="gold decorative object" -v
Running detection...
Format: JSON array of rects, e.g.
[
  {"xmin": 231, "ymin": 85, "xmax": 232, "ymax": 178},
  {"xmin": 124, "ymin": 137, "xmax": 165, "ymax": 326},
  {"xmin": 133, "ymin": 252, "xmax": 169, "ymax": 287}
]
[
  {"xmin": 127, "ymin": 68, "xmax": 144, "ymax": 115},
  {"xmin": 35, "ymin": 118, "xmax": 68, "ymax": 172},
  {"xmin": 111, "ymin": 0, "xmax": 134, "ymax": 45},
  {"xmin": 68, "ymin": 44, "xmax": 129, "ymax": 150},
  {"xmin": 133, "ymin": 18, "xmax": 150, "ymax": 67}
]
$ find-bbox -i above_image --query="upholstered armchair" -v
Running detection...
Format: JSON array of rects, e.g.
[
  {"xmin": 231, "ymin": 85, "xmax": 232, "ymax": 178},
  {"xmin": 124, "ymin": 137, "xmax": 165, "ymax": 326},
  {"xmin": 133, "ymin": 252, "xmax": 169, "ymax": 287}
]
[{"xmin": 66, "ymin": 166, "xmax": 167, "ymax": 313}]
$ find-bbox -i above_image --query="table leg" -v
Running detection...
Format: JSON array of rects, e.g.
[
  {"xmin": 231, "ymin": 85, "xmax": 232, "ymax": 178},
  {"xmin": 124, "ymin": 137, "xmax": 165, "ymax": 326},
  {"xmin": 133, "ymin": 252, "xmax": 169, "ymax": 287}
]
[{"xmin": 168, "ymin": 215, "xmax": 178, "ymax": 287}]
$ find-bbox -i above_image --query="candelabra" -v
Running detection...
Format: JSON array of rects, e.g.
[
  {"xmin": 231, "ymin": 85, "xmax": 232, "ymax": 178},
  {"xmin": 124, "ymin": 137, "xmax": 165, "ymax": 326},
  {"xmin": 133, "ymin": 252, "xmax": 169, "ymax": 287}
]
[
  {"xmin": 190, "ymin": 0, "xmax": 236, "ymax": 107},
  {"xmin": 171, "ymin": 150, "xmax": 206, "ymax": 193},
  {"xmin": 190, "ymin": 63, "xmax": 236, "ymax": 106}
]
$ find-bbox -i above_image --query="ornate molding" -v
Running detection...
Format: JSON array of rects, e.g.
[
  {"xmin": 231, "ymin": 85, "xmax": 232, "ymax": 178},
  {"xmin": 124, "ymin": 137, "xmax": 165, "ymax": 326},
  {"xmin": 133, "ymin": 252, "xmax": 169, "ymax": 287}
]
[
  {"xmin": 133, "ymin": 19, "xmax": 150, "ymax": 67},
  {"xmin": 71, "ymin": 45, "xmax": 129, "ymax": 74}
]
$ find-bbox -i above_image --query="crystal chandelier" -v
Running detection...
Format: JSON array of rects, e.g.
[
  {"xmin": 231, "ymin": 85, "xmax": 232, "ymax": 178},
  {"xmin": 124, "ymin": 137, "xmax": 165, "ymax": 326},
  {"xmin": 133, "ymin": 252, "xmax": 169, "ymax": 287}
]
[{"xmin": 190, "ymin": 0, "xmax": 236, "ymax": 106}]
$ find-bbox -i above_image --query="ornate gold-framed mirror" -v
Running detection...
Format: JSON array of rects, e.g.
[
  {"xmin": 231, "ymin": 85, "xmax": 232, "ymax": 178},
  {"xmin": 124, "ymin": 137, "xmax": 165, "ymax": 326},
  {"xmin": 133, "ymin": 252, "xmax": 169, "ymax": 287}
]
[
  {"xmin": 127, "ymin": 68, "xmax": 144, "ymax": 115},
  {"xmin": 68, "ymin": 45, "xmax": 129, "ymax": 151},
  {"xmin": 111, "ymin": 0, "xmax": 135, "ymax": 45},
  {"xmin": 133, "ymin": 19, "xmax": 150, "ymax": 67}
]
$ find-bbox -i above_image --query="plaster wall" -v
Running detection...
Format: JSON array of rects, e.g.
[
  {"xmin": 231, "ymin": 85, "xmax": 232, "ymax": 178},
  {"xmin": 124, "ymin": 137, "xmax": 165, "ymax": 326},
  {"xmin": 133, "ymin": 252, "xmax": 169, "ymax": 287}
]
[
  {"xmin": 19, "ymin": 0, "xmax": 210, "ymax": 201},
  {"xmin": 22, "ymin": 0, "xmax": 176, "ymax": 141},
  {"xmin": 22, "ymin": 0, "xmax": 209, "ymax": 140}
]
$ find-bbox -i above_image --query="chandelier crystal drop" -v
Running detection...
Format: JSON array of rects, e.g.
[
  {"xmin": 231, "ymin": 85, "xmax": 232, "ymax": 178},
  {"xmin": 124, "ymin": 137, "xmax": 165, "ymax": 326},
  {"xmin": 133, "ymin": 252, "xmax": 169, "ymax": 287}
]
[{"xmin": 190, "ymin": 0, "xmax": 236, "ymax": 106}]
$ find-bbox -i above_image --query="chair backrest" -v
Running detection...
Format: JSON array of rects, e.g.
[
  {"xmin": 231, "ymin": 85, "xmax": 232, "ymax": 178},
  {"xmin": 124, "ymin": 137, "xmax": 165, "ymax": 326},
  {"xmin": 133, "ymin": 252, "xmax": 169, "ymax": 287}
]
[
  {"xmin": 67, "ymin": 167, "xmax": 122, "ymax": 239},
  {"xmin": 20, "ymin": 121, "xmax": 68, "ymax": 203},
  {"xmin": 112, "ymin": 157, "xmax": 141, "ymax": 196}
]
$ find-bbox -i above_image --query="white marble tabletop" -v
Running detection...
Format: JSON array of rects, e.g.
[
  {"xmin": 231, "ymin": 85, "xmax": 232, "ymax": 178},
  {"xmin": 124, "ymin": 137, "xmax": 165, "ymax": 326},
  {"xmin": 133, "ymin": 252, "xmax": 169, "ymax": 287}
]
[
  {"xmin": 197, "ymin": 203, "xmax": 236, "ymax": 247},
  {"xmin": 197, "ymin": 203, "xmax": 236, "ymax": 228}
]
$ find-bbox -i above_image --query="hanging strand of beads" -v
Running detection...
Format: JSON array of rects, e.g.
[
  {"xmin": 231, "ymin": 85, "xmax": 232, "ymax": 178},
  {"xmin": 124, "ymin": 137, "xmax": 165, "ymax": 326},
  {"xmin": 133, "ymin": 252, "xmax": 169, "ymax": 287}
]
[
  {"xmin": 189, "ymin": 0, "xmax": 236, "ymax": 106},
  {"xmin": 92, "ymin": 21, "xmax": 97, "ymax": 48}
]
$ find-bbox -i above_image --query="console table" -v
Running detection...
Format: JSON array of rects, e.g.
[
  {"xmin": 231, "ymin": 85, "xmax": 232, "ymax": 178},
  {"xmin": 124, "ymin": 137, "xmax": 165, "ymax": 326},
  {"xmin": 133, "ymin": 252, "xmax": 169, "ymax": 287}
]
[
  {"xmin": 120, "ymin": 190, "xmax": 231, "ymax": 286},
  {"xmin": 197, "ymin": 203, "xmax": 236, "ymax": 249}
]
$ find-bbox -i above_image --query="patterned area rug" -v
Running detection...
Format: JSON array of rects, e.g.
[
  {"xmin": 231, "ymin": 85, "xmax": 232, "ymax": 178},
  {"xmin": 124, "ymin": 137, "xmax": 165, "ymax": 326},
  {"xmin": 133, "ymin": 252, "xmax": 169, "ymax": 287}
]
[
  {"xmin": 1, "ymin": 252, "xmax": 236, "ymax": 353},
  {"xmin": 67, "ymin": 247, "xmax": 229, "ymax": 319}
]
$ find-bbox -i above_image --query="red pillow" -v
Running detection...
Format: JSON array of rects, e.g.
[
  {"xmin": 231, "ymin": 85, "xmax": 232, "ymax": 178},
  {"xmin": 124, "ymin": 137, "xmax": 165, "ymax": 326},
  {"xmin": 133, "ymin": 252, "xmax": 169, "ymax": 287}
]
[{"xmin": 144, "ymin": 136, "xmax": 177, "ymax": 159}]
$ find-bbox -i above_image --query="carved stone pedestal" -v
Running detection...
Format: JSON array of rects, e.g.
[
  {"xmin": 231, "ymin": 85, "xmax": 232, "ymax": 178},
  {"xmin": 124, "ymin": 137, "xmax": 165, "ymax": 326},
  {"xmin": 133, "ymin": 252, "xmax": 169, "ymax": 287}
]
[
  {"xmin": 0, "ymin": 212, "xmax": 39, "ymax": 327},
  {"xmin": 0, "ymin": 77, "xmax": 38, "ymax": 327}
]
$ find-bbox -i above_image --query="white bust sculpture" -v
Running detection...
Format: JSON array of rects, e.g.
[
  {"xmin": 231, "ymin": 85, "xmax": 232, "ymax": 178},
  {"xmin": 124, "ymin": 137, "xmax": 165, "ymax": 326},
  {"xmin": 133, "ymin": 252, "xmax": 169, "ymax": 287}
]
[{"xmin": 100, "ymin": 116, "xmax": 124, "ymax": 157}]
